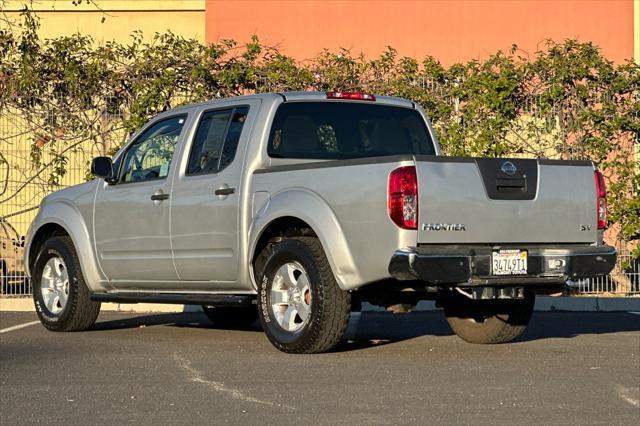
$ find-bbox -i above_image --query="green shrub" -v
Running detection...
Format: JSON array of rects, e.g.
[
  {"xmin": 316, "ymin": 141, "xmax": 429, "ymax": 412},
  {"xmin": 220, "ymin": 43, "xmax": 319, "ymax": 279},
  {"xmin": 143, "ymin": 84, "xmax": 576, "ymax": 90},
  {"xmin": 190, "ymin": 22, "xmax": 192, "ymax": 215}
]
[{"xmin": 1, "ymin": 9, "xmax": 638, "ymax": 258}]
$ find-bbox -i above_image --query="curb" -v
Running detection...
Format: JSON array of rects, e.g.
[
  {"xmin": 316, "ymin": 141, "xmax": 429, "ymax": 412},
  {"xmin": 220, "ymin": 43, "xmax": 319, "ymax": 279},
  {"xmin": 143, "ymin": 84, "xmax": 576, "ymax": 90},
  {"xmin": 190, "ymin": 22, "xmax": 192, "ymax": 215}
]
[{"xmin": 2, "ymin": 296, "xmax": 638, "ymax": 313}]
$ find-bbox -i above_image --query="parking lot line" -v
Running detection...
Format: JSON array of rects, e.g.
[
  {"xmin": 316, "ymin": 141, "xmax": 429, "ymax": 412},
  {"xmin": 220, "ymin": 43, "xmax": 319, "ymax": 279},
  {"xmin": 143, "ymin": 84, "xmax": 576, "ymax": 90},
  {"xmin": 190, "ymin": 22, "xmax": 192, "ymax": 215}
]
[{"xmin": 0, "ymin": 320, "xmax": 40, "ymax": 334}]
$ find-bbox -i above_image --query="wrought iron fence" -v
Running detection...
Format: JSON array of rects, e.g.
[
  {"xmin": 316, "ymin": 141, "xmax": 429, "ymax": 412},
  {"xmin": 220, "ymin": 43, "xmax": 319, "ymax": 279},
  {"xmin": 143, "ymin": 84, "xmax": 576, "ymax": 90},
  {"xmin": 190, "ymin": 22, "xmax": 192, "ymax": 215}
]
[
  {"xmin": 567, "ymin": 251, "xmax": 639, "ymax": 296},
  {"xmin": 3, "ymin": 255, "xmax": 638, "ymax": 298}
]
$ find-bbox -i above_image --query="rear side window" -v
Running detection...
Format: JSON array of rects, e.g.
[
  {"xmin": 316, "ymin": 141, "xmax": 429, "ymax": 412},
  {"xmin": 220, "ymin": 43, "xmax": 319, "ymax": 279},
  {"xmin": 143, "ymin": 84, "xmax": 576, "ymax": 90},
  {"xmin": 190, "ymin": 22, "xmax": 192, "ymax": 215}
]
[
  {"xmin": 187, "ymin": 106, "xmax": 249, "ymax": 175},
  {"xmin": 268, "ymin": 102, "xmax": 435, "ymax": 159}
]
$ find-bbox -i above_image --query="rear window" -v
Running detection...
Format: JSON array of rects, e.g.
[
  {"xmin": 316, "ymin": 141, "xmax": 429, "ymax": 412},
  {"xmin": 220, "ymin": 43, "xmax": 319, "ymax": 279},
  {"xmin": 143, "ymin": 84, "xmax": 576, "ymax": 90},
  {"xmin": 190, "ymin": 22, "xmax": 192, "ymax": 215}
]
[{"xmin": 268, "ymin": 102, "xmax": 435, "ymax": 159}]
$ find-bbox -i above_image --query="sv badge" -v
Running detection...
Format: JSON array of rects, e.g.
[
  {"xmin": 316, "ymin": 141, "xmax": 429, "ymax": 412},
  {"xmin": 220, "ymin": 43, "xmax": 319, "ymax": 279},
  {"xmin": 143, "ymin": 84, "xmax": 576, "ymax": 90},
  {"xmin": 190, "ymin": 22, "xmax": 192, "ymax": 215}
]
[{"xmin": 579, "ymin": 224, "xmax": 592, "ymax": 231}]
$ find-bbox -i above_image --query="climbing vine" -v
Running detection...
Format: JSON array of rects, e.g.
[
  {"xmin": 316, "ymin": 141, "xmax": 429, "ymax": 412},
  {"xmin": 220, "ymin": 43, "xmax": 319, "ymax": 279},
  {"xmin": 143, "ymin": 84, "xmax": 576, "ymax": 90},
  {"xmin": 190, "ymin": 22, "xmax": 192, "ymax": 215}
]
[{"xmin": 1, "ymin": 8, "xmax": 638, "ymax": 258}]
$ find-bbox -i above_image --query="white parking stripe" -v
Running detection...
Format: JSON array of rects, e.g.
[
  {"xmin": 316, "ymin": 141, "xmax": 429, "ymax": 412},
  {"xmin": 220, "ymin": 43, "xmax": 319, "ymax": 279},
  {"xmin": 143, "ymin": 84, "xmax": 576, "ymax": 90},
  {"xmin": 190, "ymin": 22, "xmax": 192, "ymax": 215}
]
[
  {"xmin": 0, "ymin": 320, "xmax": 40, "ymax": 334},
  {"xmin": 629, "ymin": 312, "xmax": 640, "ymax": 316}
]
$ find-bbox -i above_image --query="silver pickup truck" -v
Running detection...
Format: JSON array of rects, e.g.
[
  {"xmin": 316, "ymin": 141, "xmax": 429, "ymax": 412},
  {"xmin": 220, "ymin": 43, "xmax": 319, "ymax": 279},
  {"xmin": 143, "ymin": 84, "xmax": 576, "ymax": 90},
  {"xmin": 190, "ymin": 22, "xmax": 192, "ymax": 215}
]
[{"xmin": 25, "ymin": 91, "xmax": 616, "ymax": 353}]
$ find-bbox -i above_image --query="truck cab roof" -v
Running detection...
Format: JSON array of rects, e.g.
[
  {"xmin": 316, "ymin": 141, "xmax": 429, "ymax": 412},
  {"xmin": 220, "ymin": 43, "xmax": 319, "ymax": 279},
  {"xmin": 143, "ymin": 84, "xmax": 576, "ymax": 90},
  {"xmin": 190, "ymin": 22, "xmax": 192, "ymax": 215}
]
[{"xmin": 162, "ymin": 91, "xmax": 415, "ymax": 116}]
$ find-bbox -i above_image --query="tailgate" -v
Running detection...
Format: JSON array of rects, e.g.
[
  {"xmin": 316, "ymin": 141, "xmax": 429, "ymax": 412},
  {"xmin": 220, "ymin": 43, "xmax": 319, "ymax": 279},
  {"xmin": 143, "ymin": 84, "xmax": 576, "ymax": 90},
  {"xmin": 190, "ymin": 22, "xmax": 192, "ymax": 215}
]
[{"xmin": 416, "ymin": 157, "xmax": 598, "ymax": 244}]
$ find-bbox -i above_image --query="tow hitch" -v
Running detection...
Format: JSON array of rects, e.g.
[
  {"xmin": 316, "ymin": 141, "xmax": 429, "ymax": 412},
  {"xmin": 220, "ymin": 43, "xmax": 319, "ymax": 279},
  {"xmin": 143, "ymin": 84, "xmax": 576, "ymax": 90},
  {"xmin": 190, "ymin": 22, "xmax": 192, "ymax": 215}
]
[{"xmin": 455, "ymin": 286, "xmax": 526, "ymax": 300}]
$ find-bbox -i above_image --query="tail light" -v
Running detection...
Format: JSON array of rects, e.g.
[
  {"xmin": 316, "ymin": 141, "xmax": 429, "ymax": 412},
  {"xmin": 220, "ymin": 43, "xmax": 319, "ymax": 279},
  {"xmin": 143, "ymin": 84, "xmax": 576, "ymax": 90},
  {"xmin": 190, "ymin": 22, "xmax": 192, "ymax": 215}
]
[
  {"xmin": 326, "ymin": 91, "xmax": 376, "ymax": 101},
  {"xmin": 388, "ymin": 166, "xmax": 418, "ymax": 229},
  {"xmin": 594, "ymin": 170, "xmax": 607, "ymax": 230}
]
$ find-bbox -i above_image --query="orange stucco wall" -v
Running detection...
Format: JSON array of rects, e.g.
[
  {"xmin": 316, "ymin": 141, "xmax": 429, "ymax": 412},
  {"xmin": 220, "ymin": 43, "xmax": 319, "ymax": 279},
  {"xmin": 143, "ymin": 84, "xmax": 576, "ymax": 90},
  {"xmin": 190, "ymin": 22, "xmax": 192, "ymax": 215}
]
[{"xmin": 205, "ymin": 0, "xmax": 634, "ymax": 64}]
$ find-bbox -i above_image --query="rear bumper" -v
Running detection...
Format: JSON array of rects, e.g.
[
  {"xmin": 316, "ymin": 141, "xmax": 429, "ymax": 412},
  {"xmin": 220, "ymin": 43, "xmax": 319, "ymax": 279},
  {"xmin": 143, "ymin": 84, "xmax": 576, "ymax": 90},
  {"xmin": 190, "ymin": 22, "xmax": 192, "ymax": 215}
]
[{"xmin": 389, "ymin": 244, "xmax": 617, "ymax": 286}]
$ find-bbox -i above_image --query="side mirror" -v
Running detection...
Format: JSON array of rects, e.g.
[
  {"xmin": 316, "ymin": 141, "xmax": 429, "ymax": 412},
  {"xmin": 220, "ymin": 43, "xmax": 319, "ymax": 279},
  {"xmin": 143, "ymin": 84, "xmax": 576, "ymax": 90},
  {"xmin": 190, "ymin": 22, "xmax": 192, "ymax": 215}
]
[{"xmin": 91, "ymin": 156, "xmax": 114, "ymax": 181}]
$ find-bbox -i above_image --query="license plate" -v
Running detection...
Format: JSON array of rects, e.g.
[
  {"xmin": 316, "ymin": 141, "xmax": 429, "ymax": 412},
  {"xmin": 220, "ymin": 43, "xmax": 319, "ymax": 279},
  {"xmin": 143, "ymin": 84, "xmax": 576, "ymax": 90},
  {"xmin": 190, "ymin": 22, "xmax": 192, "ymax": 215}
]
[{"xmin": 492, "ymin": 249, "xmax": 528, "ymax": 276}]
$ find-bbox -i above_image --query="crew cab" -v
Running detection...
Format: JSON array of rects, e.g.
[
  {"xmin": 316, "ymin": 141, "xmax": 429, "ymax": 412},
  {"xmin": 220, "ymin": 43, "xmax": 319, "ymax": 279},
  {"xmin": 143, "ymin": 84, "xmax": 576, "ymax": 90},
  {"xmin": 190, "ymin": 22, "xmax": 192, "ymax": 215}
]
[{"xmin": 24, "ymin": 92, "xmax": 616, "ymax": 353}]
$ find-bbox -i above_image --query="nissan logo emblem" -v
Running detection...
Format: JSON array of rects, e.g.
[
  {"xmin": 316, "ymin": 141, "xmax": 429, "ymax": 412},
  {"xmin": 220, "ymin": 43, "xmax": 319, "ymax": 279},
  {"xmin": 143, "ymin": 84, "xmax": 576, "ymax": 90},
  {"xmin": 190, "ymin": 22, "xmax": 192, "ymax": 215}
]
[{"xmin": 501, "ymin": 161, "xmax": 517, "ymax": 176}]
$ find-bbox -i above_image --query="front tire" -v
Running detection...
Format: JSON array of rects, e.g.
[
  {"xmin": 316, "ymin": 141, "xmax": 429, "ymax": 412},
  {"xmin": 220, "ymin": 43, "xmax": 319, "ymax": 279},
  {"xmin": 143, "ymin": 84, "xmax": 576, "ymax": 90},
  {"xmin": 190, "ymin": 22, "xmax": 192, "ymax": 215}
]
[
  {"xmin": 443, "ymin": 291, "xmax": 535, "ymax": 344},
  {"xmin": 32, "ymin": 236, "xmax": 100, "ymax": 331},
  {"xmin": 257, "ymin": 237, "xmax": 351, "ymax": 354}
]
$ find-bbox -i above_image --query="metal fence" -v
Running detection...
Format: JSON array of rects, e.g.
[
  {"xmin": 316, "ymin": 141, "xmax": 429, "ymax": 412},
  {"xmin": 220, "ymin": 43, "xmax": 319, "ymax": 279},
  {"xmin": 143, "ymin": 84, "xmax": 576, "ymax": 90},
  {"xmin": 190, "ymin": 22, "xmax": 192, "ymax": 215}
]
[
  {"xmin": 3, "ymin": 252, "xmax": 638, "ymax": 298},
  {"xmin": 568, "ymin": 251, "xmax": 639, "ymax": 296},
  {"xmin": 1, "ymin": 98, "xmax": 125, "ymax": 297},
  {"xmin": 1, "ymin": 92, "xmax": 638, "ymax": 298}
]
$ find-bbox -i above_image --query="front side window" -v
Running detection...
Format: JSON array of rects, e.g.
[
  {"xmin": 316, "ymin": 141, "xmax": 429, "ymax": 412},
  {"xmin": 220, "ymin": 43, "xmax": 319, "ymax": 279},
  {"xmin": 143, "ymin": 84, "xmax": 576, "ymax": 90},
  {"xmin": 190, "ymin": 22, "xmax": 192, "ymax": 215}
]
[
  {"xmin": 120, "ymin": 115, "xmax": 186, "ymax": 183},
  {"xmin": 268, "ymin": 102, "xmax": 435, "ymax": 159},
  {"xmin": 187, "ymin": 106, "xmax": 249, "ymax": 175}
]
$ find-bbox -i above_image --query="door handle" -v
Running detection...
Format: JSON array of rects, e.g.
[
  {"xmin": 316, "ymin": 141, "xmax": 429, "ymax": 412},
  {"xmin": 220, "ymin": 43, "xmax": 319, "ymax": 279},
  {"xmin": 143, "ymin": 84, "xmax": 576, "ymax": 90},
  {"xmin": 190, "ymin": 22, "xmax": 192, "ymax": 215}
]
[
  {"xmin": 150, "ymin": 191, "xmax": 170, "ymax": 201},
  {"xmin": 214, "ymin": 187, "xmax": 235, "ymax": 196}
]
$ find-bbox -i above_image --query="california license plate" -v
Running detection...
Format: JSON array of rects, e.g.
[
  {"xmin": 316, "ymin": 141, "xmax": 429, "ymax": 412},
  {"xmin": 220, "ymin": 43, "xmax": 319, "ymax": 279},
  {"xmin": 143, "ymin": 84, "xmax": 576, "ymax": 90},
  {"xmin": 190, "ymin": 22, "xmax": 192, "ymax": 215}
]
[{"xmin": 492, "ymin": 249, "xmax": 528, "ymax": 276}]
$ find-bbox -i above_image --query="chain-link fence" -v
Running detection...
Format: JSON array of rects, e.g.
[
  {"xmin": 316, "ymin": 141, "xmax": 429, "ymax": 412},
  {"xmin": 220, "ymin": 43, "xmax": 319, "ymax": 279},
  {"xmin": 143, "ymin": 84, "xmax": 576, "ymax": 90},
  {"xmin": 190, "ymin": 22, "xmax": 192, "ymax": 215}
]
[
  {"xmin": 1, "ymin": 97, "xmax": 127, "ymax": 297},
  {"xmin": 1, "ymin": 93, "xmax": 638, "ymax": 298}
]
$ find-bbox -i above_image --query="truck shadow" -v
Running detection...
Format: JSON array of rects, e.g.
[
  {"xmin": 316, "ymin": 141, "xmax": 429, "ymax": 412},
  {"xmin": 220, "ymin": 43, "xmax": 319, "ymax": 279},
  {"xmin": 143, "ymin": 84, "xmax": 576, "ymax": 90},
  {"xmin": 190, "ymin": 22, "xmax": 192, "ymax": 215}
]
[
  {"xmin": 91, "ymin": 312, "xmax": 262, "ymax": 332},
  {"xmin": 520, "ymin": 311, "xmax": 640, "ymax": 341},
  {"xmin": 91, "ymin": 310, "xmax": 640, "ymax": 352},
  {"xmin": 335, "ymin": 311, "xmax": 640, "ymax": 351}
]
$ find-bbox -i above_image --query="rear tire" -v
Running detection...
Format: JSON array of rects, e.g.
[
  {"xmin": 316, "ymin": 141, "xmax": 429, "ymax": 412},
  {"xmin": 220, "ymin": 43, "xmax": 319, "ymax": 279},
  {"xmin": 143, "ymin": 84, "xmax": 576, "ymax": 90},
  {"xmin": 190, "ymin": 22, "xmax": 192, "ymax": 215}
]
[
  {"xmin": 443, "ymin": 291, "xmax": 535, "ymax": 344},
  {"xmin": 257, "ymin": 237, "xmax": 351, "ymax": 354},
  {"xmin": 202, "ymin": 305, "xmax": 258, "ymax": 329},
  {"xmin": 32, "ymin": 236, "xmax": 100, "ymax": 331}
]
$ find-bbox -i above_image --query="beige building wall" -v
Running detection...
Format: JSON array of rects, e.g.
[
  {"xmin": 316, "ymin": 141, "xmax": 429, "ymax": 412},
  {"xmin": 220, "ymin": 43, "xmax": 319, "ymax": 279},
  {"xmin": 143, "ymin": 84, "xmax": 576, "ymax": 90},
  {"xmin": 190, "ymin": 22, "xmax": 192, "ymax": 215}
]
[
  {"xmin": 2, "ymin": 0, "xmax": 205, "ymax": 42},
  {"xmin": 1, "ymin": 1, "xmax": 205, "ymax": 239}
]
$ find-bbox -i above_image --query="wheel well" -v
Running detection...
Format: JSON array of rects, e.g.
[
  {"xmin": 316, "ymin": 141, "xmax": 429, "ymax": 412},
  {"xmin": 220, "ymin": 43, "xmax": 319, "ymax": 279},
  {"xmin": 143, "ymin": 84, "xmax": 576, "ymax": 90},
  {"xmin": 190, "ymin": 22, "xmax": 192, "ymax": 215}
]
[
  {"xmin": 28, "ymin": 223, "xmax": 69, "ymax": 272},
  {"xmin": 252, "ymin": 216, "xmax": 316, "ymax": 275}
]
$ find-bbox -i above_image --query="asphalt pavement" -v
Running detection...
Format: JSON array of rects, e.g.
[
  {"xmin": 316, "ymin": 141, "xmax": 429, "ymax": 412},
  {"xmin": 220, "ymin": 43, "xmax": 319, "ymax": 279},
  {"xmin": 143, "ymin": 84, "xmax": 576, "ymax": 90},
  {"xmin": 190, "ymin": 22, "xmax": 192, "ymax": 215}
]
[{"xmin": 1, "ymin": 310, "xmax": 639, "ymax": 425}]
